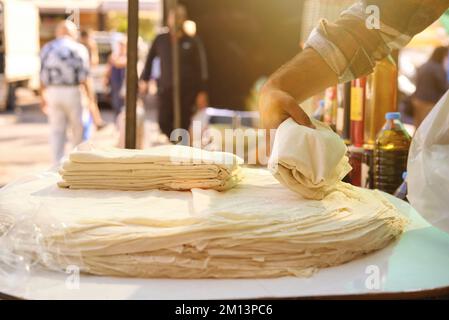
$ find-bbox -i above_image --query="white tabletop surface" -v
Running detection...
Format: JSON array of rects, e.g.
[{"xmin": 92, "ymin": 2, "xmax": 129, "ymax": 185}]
[{"xmin": 1, "ymin": 195, "xmax": 449, "ymax": 300}]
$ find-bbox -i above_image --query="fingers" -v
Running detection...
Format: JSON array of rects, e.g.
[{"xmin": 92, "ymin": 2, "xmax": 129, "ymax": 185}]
[
  {"xmin": 283, "ymin": 101, "xmax": 315, "ymax": 129},
  {"xmin": 259, "ymin": 88, "xmax": 316, "ymax": 130}
]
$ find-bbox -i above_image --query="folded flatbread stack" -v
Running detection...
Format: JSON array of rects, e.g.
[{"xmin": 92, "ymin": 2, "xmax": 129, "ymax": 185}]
[
  {"xmin": 269, "ymin": 118, "xmax": 352, "ymax": 200},
  {"xmin": 58, "ymin": 144, "xmax": 242, "ymax": 192},
  {"xmin": 0, "ymin": 168, "xmax": 407, "ymax": 279}
]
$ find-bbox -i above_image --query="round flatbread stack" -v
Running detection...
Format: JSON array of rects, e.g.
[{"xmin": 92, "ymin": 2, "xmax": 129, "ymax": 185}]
[{"xmin": 0, "ymin": 168, "xmax": 407, "ymax": 278}]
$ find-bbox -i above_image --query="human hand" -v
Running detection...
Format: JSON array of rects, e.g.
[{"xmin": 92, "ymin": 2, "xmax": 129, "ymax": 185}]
[
  {"xmin": 40, "ymin": 96, "xmax": 48, "ymax": 116},
  {"xmin": 259, "ymin": 88, "xmax": 315, "ymax": 130},
  {"xmin": 139, "ymin": 80, "xmax": 149, "ymax": 95}
]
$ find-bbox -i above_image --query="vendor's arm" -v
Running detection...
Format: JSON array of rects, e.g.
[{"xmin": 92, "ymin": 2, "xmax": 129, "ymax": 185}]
[{"xmin": 260, "ymin": 0, "xmax": 449, "ymax": 129}]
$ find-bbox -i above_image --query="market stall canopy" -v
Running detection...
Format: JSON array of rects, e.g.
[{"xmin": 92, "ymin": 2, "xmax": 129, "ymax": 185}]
[
  {"xmin": 32, "ymin": 0, "xmax": 160, "ymax": 13},
  {"xmin": 99, "ymin": 0, "xmax": 160, "ymax": 12},
  {"xmin": 33, "ymin": 0, "xmax": 101, "ymax": 12}
]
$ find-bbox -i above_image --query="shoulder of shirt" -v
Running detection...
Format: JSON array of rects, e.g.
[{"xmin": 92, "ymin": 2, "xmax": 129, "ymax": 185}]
[
  {"xmin": 42, "ymin": 39, "xmax": 58, "ymax": 51},
  {"xmin": 69, "ymin": 39, "xmax": 88, "ymax": 50},
  {"xmin": 67, "ymin": 39, "xmax": 89, "ymax": 56},
  {"xmin": 158, "ymin": 27, "xmax": 170, "ymax": 35},
  {"xmin": 154, "ymin": 30, "xmax": 170, "ymax": 41},
  {"xmin": 46, "ymin": 38, "xmax": 85, "ymax": 52}
]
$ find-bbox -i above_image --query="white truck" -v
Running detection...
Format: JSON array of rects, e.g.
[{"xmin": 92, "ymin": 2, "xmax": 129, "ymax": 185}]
[{"xmin": 0, "ymin": 0, "xmax": 40, "ymax": 111}]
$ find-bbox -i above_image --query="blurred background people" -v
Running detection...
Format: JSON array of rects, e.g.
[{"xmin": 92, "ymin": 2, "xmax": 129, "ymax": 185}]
[
  {"xmin": 139, "ymin": 3, "xmax": 209, "ymax": 139},
  {"xmin": 40, "ymin": 20, "xmax": 92, "ymax": 165},
  {"xmin": 105, "ymin": 36, "xmax": 127, "ymax": 118},
  {"xmin": 79, "ymin": 28, "xmax": 106, "ymax": 133},
  {"xmin": 79, "ymin": 29, "xmax": 100, "ymax": 67},
  {"xmin": 412, "ymin": 46, "xmax": 449, "ymax": 128}
]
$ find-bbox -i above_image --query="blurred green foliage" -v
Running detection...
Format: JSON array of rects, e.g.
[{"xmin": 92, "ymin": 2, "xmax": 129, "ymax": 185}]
[{"xmin": 106, "ymin": 13, "xmax": 156, "ymax": 42}]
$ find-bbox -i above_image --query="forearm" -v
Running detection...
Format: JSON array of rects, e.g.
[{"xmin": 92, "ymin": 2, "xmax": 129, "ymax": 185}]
[
  {"xmin": 82, "ymin": 79, "xmax": 104, "ymax": 124},
  {"xmin": 91, "ymin": 47, "xmax": 100, "ymax": 67},
  {"xmin": 262, "ymin": 48, "xmax": 337, "ymax": 103},
  {"xmin": 81, "ymin": 79, "xmax": 95, "ymax": 102},
  {"xmin": 39, "ymin": 83, "xmax": 46, "ymax": 100},
  {"xmin": 259, "ymin": 48, "xmax": 336, "ymax": 130},
  {"xmin": 140, "ymin": 42, "xmax": 157, "ymax": 81}
]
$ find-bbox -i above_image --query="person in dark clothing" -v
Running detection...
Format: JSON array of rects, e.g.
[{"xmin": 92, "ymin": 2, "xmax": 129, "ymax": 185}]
[
  {"xmin": 139, "ymin": 4, "xmax": 209, "ymax": 139},
  {"xmin": 412, "ymin": 46, "xmax": 449, "ymax": 128},
  {"xmin": 105, "ymin": 37, "xmax": 127, "ymax": 118}
]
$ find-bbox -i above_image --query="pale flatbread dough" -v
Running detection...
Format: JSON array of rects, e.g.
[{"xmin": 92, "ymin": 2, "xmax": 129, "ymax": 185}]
[
  {"xmin": 269, "ymin": 118, "xmax": 352, "ymax": 200},
  {"xmin": 58, "ymin": 143, "xmax": 242, "ymax": 192},
  {"xmin": 0, "ymin": 168, "xmax": 406, "ymax": 279}
]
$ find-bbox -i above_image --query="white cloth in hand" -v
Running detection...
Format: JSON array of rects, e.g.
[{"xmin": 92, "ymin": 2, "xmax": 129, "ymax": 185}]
[{"xmin": 268, "ymin": 118, "xmax": 352, "ymax": 200}]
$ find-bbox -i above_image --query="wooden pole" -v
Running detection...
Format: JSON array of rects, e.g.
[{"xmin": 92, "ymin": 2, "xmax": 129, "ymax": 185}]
[
  {"xmin": 168, "ymin": 0, "xmax": 181, "ymax": 133},
  {"xmin": 125, "ymin": 0, "xmax": 139, "ymax": 149}
]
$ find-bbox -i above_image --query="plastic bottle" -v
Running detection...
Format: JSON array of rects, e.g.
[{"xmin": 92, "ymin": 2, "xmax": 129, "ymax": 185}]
[
  {"xmin": 374, "ymin": 112, "xmax": 411, "ymax": 194},
  {"xmin": 313, "ymin": 100, "xmax": 325, "ymax": 121},
  {"xmin": 82, "ymin": 109, "xmax": 93, "ymax": 141},
  {"xmin": 393, "ymin": 172, "xmax": 408, "ymax": 201}
]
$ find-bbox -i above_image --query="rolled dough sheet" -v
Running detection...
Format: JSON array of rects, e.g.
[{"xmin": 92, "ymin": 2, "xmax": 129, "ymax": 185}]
[
  {"xmin": 59, "ymin": 143, "xmax": 242, "ymax": 192},
  {"xmin": 0, "ymin": 168, "xmax": 406, "ymax": 279},
  {"xmin": 269, "ymin": 118, "xmax": 352, "ymax": 200}
]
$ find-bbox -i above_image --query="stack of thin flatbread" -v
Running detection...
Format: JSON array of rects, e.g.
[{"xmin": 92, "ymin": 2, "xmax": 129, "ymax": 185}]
[
  {"xmin": 58, "ymin": 144, "xmax": 242, "ymax": 192},
  {"xmin": 269, "ymin": 118, "xmax": 352, "ymax": 200},
  {"xmin": 0, "ymin": 168, "xmax": 407, "ymax": 279}
]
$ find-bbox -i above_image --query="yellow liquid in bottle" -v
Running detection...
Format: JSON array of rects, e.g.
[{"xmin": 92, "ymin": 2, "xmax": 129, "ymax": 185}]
[
  {"xmin": 374, "ymin": 117, "xmax": 411, "ymax": 194},
  {"xmin": 365, "ymin": 56, "xmax": 398, "ymax": 146}
]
